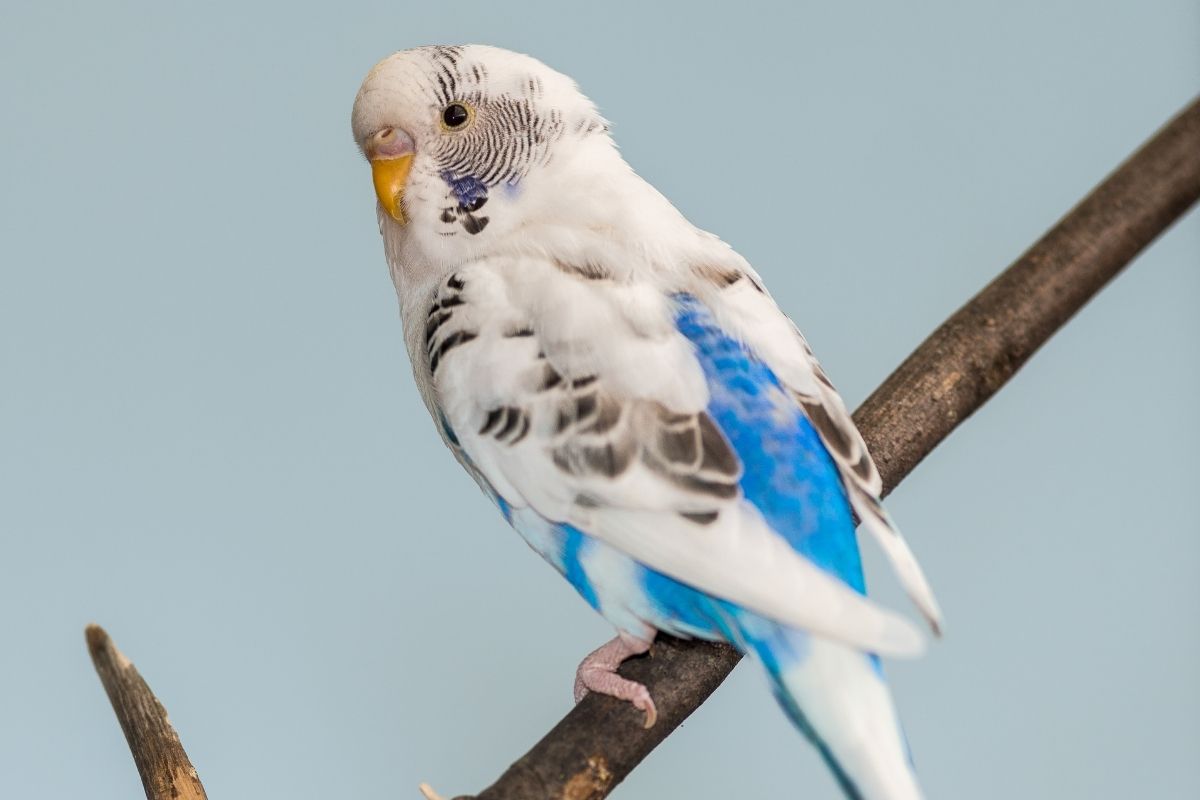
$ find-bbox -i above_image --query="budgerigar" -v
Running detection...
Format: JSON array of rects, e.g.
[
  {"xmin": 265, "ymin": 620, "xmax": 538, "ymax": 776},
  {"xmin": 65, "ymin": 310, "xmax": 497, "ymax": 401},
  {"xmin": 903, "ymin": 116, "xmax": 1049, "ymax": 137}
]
[{"xmin": 351, "ymin": 45, "xmax": 942, "ymax": 799}]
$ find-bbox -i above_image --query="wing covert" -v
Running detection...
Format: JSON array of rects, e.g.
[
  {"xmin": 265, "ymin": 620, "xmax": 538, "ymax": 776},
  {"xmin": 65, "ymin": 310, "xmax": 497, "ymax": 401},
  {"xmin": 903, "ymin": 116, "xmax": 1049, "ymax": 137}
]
[{"xmin": 420, "ymin": 256, "xmax": 927, "ymax": 656}]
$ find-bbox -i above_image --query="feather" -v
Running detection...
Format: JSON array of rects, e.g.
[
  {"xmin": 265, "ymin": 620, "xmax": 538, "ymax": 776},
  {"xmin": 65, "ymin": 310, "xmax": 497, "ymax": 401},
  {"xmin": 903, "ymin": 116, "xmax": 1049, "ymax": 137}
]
[
  {"xmin": 691, "ymin": 273, "xmax": 944, "ymax": 634},
  {"xmin": 353, "ymin": 45, "xmax": 943, "ymax": 798},
  {"xmin": 418, "ymin": 264, "xmax": 926, "ymax": 657}
]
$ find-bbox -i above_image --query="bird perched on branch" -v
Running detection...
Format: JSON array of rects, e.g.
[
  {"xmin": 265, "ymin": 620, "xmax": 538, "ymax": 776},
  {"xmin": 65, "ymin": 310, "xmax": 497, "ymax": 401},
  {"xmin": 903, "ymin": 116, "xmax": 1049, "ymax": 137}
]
[{"xmin": 352, "ymin": 45, "xmax": 942, "ymax": 800}]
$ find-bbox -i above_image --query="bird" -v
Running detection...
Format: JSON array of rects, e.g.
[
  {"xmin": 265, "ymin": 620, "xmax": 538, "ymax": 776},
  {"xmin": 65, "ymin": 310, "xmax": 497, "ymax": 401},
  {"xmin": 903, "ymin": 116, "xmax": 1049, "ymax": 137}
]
[{"xmin": 351, "ymin": 44, "xmax": 942, "ymax": 800}]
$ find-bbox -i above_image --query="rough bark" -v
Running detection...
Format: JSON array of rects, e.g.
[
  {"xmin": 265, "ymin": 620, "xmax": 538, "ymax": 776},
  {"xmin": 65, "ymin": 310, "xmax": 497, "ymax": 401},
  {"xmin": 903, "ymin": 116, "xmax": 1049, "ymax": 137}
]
[{"xmin": 86, "ymin": 625, "xmax": 208, "ymax": 800}]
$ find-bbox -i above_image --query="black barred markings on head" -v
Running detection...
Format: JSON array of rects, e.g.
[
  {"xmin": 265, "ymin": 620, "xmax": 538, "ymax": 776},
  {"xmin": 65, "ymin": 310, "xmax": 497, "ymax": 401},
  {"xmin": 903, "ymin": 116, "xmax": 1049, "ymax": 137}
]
[
  {"xmin": 357, "ymin": 47, "xmax": 611, "ymax": 242},
  {"xmin": 404, "ymin": 45, "xmax": 609, "ymax": 237},
  {"xmin": 418, "ymin": 47, "xmax": 568, "ymax": 194}
]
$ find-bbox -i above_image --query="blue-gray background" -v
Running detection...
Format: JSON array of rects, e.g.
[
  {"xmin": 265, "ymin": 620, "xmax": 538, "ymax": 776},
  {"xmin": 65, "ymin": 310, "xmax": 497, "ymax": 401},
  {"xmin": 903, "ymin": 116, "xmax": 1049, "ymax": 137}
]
[{"xmin": 2, "ymin": 2, "xmax": 1197, "ymax": 797}]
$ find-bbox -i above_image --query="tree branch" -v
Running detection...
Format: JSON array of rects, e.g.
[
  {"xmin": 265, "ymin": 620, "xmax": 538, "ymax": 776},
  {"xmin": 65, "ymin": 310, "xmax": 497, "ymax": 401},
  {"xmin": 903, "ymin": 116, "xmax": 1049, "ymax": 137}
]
[
  {"xmin": 459, "ymin": 96, "xmax": 1200, "ymax": 800},
  {"xmin": 86, "ymin": 624, "xmax": 208, "ymax": 800},
  {"xmin": 856, "ymin": 96, "xmax": 1200, "ymax": 492}
]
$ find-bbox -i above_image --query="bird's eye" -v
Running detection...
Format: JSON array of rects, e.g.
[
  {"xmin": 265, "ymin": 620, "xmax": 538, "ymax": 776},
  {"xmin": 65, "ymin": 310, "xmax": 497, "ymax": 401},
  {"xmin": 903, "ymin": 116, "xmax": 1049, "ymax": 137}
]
[{"xmin": 441, "ymin": 103, "xmax": 473, "ymax": 131}]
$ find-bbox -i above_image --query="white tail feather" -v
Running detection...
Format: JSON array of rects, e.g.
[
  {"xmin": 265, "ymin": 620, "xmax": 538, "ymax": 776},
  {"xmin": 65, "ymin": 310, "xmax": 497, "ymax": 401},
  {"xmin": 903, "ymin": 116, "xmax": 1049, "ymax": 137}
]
[{"xmin": 769, "ymin": 634, "xmax": 925, "ymax": 800}]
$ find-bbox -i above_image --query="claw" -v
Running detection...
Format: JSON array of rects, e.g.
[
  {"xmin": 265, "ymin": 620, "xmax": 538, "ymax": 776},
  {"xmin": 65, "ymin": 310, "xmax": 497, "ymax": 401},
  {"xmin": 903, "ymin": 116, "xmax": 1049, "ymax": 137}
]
[
  {"xmin": 573, "ymin": 632, "xmax": 658, "ymax": 728},
  {"xmin": 635, "ymin": 692, "xmax": 658, "ymax": 729}
]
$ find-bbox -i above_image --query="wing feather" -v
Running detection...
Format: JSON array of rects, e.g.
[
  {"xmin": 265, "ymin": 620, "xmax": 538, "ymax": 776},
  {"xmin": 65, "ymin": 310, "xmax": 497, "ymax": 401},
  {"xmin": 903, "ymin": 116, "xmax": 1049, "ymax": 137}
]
[
  {"xmin": 690, "ymin": 268, "xmax": 944, "ymax": 634},
  {"xmin": 423, "ymin": 257, "xmax": 926, "ymax": 656}
]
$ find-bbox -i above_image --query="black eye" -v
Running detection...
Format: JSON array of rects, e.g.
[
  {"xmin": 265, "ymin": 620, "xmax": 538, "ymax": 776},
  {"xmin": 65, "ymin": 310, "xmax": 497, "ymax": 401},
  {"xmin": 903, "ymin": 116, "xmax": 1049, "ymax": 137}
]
[{"xmin": 442, "ymin": 103, "xmax": 471, "ymax": 130}]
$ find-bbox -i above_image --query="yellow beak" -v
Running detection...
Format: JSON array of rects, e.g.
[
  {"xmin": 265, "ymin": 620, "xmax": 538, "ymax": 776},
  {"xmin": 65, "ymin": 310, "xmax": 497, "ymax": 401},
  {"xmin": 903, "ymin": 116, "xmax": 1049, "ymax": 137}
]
[{"xmin": 371, "ymin": 154, "xmax": 414, "ymax": 224}]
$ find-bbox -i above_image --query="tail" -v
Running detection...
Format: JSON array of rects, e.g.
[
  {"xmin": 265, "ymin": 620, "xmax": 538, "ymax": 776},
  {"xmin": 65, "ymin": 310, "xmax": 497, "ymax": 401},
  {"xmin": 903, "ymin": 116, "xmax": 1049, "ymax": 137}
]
[{"xmin": 734, "ymin": 614, "xmax": 924, "ymax": 800}]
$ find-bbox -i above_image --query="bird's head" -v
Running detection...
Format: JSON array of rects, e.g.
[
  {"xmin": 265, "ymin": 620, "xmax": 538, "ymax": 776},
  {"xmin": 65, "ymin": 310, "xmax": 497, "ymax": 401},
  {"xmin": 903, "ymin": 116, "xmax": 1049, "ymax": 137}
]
[{"xmin": 351, "ymin": 45, "xmax": 623, "ymax": 267}]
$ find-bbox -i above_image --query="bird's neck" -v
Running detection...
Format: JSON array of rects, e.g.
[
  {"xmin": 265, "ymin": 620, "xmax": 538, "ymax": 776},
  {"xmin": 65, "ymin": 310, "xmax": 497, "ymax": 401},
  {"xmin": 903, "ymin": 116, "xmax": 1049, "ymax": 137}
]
[
  {"xmin": 383, "ymin": 136, "xmax": 741, "ymax": 322},
  {"xmin": 490, "ymin": 139, "xmax": 729, "ymax": 279}
]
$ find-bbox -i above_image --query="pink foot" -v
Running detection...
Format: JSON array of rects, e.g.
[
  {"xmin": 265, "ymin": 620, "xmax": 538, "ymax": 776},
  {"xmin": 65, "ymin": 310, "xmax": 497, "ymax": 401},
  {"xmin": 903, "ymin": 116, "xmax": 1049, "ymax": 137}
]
[{"xmin": 573, "ymin": 632, "xmax": 658, "ymax": 728}]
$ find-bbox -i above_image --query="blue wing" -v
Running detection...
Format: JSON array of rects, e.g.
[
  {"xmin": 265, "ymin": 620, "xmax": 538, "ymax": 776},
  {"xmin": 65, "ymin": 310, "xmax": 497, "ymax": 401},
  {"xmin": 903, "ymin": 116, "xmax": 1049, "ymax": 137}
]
[
  {"xmin": 454, "ymin": 290, "xmax": 923, "ymax": 799},
  {"xmin": 673, "ymin": 293, "xmax": 866, "ymax": 592},
  {"xmin": 499, "ymin": 293, "xmax": 867, "ymax": 639}
]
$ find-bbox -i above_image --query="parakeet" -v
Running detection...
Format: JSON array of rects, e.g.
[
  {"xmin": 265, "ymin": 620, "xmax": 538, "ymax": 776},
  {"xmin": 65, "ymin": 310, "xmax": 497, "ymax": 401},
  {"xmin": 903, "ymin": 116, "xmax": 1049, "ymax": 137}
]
[{"xmin": 352, "ymin": 45, "xmax": 942, "ymax": 799}]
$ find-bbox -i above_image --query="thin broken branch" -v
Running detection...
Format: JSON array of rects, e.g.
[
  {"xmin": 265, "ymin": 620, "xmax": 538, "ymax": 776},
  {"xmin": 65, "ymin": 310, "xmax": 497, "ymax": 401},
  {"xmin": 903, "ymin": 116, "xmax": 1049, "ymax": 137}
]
[
  {"xmin": 86, "ymin": 624, "xmax": 208, "ymax": 800},
  {"xmin": 460, "ymin": 96, "xmax": 1200, "ymax": 800}
]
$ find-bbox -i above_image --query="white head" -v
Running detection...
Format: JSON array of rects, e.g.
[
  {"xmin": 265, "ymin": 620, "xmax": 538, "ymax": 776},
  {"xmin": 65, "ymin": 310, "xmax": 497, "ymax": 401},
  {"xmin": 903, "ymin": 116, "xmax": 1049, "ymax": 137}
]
[{"xmin": 351, "ymin": 46, "xmax": 639, "ymax": 271}]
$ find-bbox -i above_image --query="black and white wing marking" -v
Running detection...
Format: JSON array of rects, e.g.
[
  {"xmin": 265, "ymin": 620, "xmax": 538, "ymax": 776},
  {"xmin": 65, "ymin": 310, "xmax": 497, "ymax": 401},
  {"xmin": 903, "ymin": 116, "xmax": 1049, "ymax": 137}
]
[{"xmin": 420, "ymin": 259, "xmax": 925, "ymax": 657}]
